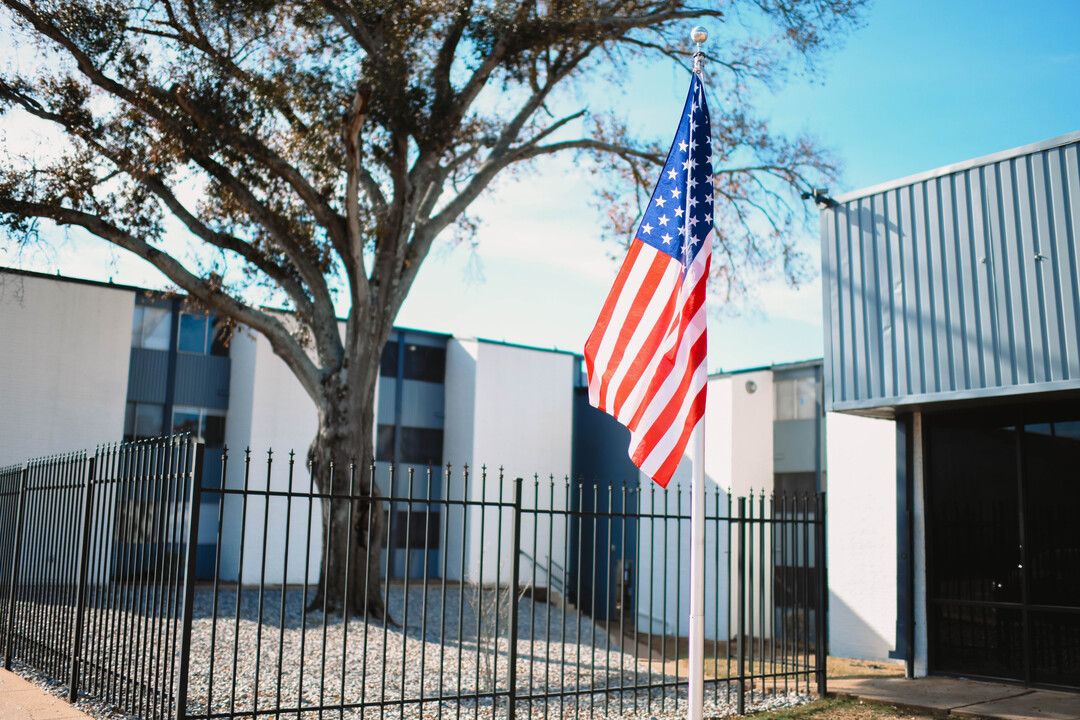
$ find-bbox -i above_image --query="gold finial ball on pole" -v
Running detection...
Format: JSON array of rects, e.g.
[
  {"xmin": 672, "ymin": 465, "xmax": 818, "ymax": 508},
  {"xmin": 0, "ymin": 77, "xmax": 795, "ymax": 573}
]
[{"xmin": 691, "ymin": 26, "xmax": 708, "ymax": 45}]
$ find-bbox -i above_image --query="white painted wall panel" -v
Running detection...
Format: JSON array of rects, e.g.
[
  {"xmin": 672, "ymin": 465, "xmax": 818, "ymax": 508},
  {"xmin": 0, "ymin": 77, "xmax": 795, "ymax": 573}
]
[
  {"xmin": 441, "ymin": 338, "xmax": 478, "ymax": 583},
  {"xmin": 825, "ymin": 411, "xmax": 900, "ymax": 663},
  {"xmin": 471, "ymin": 342, "xmax": 574, "ymax": 587},
  {"xmin": 729, "ymin": 370, "xmax": 774, "ymax": 498},
  {"xmin": 0, "ymin": 273, "xmax": 133, "ymax": 466},
  {"xmin": 443, "ymin": 340, "xmax": 573, "ymax": 587},
  {"xmin": 220, "ymin": 327, "xmax": 321, "ymax": 585}
]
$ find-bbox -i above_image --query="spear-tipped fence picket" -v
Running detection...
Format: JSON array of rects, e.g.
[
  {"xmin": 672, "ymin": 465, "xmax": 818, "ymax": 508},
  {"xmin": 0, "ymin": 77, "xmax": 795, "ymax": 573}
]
[{"xmin": 0, "ymin": 437, "xmax": 826, "ymax": 720}]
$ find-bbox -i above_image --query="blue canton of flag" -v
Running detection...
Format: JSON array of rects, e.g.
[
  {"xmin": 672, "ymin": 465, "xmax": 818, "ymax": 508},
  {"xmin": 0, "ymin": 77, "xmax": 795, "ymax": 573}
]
[{"xmin": 635, "ymin": 75, "xmax": 714, "ymax": 272}]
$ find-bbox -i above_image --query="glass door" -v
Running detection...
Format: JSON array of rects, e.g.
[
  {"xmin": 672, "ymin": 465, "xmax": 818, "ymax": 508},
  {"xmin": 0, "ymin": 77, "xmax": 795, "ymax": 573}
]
[{"xmin": 926, "ymin": 405, "xmax": 1080, "ymax": 690}]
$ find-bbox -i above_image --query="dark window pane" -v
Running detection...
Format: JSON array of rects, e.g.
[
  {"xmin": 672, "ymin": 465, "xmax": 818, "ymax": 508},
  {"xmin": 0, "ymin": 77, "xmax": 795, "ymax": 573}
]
[
  {"xmin": 376, "ymin": 424, "xmax": 395, "ymax": 462},
  {"xmin": 124, "ymin": 402, "xmax": 137, "ymax": 442},
  {"xmin": 400, "ymin": 427, "xmax": 443, "ymax": 465},
  {"xmin": 1023, "ymin": 423, "xmax": 1080, "ymax": 608},
  {"xmin": 173, "ymin": 409, "xmax": 201, "ymax": 436},
  {"xmin": 380, "ymin": 342, "xmax": 398, "ymax": 377},
  {"xmin": 134, "ymin": 403, "xmax": 164, "ymax": 440},
  {"xmin": 1030, "ymin": 610, "xmax": 1080, "ymax": 687},
  {"xmin": 774, "ymin": 472, "xmax": 816, "ymax": 496},
  {"xmin": 178, "ymin": 313, "xmax": 208, "ymax": 353},
  {"xmin": 204, "ymin": 415, "xmax": 226, "ymax": 447},
  {"xmin": 393, "ymin": 510, "xmax": 440, "ymax": 549},
  {"xmin": 930, "ymin": 604, "xmax": 1024, "ymax": 682},
  {"xmin": 927, "ymin": 422, "xmax": 1020, "ymax": 604},
  {"xmin": 209, "ymin": 317, "xmax": 230, "ymax": 357},
  {"xmin": 403, "ymin": 344, "xmax": 445, "ymax": 383}
]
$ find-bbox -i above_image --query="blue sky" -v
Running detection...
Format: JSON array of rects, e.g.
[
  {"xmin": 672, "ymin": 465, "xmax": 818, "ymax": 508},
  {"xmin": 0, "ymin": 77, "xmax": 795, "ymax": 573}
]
[{"xmin": 3, "ymin": 1, "xmax": 1078, "ymax": 372}]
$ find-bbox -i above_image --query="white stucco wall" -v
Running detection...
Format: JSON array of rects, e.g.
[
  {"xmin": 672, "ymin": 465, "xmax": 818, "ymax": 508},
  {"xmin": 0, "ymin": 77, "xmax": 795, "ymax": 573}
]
[
  {"xmin": 703, "ymin": 375, "xmax": 734, "ymax": 491},
  {"xmin": 218, "ymin": 327, "xmax": 321, "ymax": 585},
  {"xmin": 728, "ymin": 370, "xmax": 774, "ymax": 498},
  {"xmin": 825, "ymin": 411, "xmax": 900, "ymax": 663},
  {"xmin": 0, "ymin": 273, "xmax": 133, "ymax": 466},
  {"xmin": 443, "ymin": 339, "xmax": 573, "ymax": 587},
  {"xmin": 442, "ymin": 338, "xmax": 478, "ymax": 584}
]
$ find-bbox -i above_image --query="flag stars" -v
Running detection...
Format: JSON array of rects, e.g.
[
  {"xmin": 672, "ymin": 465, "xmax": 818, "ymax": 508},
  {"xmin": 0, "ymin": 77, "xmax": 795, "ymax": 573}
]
[
  {"xmin": 661, "ymin": 233, "xmax": 673, "ymax": 245},
  {"xmin": 641, "ymin": 222, "xmax": 653, "ymax": 235},
  {"xmin": 678, "ymin": 141, "xmax": 688, "ymax": 153},
  {"xmin": 675, "ymin": 207, "xmax": 684, "ymax": 218},
  {"xmin": 658, "ymin": 214, "xmax": 670, "ymax": 226},
  {"xmin": 670, "ymin": 187, "xmax": 681, "ymax": 199},
  {"xmin": 667, "ymin": 168, "xmax": 678, "ymax": 181},
  {"xmin": 654, "ymin": 196, "xmax": 666, "ymax": 208}
]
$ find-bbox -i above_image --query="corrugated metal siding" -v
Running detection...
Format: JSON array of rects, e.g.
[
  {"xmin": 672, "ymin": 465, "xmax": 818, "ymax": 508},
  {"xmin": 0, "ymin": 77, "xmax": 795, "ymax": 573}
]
[
  {"xmin": 126, "ymin": 348, "xmax": 169, "ymax": 403},
  {"xmin": 823, "ymin": 135, "xmax": 1080, "ymax": 413},
  {"xmin": 174, "ymin": 354, "xmax": 230, "ymax": 409}
]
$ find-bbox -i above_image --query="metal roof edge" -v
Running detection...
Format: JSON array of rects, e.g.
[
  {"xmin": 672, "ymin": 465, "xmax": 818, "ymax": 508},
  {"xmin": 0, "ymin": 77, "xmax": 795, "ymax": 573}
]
[
  {"xmin": 709, "ymin": 357, "xmax": 824, "ymax": 379},
  {"xmin": 0, "ymin": 265, "xmax": 147, "ymax": 294},
  {"xmin": 827, "ymin": 378, "xmax": 1080, "ymax": 415},
  {"xmin": 832, "ymin": 129, "xmax": 1080, "ymax": 205},
  {"xmin": 469, "ymin": 336, "xmax": 579, "ymax": 357}
]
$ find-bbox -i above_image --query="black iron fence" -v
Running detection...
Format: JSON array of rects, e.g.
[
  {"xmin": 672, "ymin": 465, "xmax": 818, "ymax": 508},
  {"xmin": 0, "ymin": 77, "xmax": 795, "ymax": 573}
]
[{"xmin": 0, "ymin": 437, "xmax": 827, "ymax": 719}]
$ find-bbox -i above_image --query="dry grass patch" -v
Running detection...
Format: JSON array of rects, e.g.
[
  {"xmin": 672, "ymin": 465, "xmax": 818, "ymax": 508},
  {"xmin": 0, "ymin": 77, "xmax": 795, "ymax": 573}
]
[{"xmin": 736, "ymin": 696, "xmax": 944, "ymax": 720}]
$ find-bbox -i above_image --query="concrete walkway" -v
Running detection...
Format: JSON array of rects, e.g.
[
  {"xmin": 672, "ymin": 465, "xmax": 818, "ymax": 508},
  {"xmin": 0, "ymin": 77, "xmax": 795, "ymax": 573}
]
[
  {"xmin": 0, "ymin": 669, "xmax": 93, "ymax": 720},
  {"xmin": 831, "ymin": 677, "xmax": 1080, "ymax": 720},
  {"xmin": 4, "ymin": 666, "xmax": 1079, "ymax": 720}
]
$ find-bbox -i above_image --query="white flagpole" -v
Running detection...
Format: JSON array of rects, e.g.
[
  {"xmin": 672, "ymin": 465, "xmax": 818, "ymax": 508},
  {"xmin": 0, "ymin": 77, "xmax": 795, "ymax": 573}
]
[
  {"xmin": 689, "ymin": 421, "xmax": 706, "ymax": 720},
  {"xmin": 688, "ymin": 25, "xmax": 708, "ymax": 720}
]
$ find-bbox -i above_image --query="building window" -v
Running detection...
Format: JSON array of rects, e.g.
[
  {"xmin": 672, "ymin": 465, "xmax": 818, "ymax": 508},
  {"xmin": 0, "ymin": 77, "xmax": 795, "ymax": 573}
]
[
  {"xmin": 376, "ymin": 424, "xmax": 395, "ymax": 462},
  {"xmin": 774, "ymin": 471, "xmax": 817, "ymax": 497},
  {"xmin": 774, "ymin": 378, "xmax": 819, "ymax": 421},
  {"xmin": 380, "ymin": 342, "xmax": 446, "ymax": 383},
  {"xmin": 392, "ymin": 510, "xmax": 441, "ymax": 549},
  {"xmin": 403, "ymin": 344, "xmax": 445, "ymax": 383},
  {"xmin": 173, "ymin": 406, "xmax": 226, "ymax": 446},
  {"xmin": 380, "ymin": 343, "xmax": 398, "ymax": 377},
  {"xmin": 132, "ymin": 306, "xmax": 172, "ymax": 350},
  {"xmin": 400, "ymin": 427, "xmax": 443, "ymax": 465},
  {"xmin": 178, "ymin": 312, "xmax": 229, "ymax": 356},
  {"xmin": 376, "ymin": 425, "xmax": 443, "ymax": 465},
  {"xmin": 124, "ymin": 402, "xmax": 165, "ymax": 442}
]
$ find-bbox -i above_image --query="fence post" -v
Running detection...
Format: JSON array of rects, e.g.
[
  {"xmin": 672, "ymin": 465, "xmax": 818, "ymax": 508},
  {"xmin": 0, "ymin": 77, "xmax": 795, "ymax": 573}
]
[
  {"xmin": 815, "ymin": 492, "xmax": 828, "ymax": 697},
  {"xmin": 736, "ymin": 496, "xmax": 746, "ymax": 716},
  {"xmin": 174, "ymin": 441, "xmax": 204, "ymax": 720},
  {"xmin": 3, "ymin": 465, "xmax": 29, "ymax": 670},
  {"xmin": 507, "ymin": 478, "xmax": 523, "ymax": 720},
  {"xmin": 68, "ymin": 456, "xmax": 97, "ymax": 703}
]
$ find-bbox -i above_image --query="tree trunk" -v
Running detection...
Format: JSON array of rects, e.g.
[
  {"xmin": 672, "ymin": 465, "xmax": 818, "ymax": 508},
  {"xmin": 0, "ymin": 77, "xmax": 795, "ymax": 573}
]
[{"xmin": 306, "ymin": 356, "xmax": 389, "ymax": 621}]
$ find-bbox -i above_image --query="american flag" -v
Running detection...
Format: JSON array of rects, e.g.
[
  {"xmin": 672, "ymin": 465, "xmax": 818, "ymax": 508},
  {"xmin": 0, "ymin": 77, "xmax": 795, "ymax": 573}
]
[{"xmin": 584, "ymin": 74, "xmax": 713, "ymax": 488}]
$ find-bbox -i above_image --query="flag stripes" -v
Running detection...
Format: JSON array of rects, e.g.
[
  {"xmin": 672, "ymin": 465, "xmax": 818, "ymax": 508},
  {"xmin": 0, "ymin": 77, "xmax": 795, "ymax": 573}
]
[{"xmin": 584, "ymin": 73, "xmax": 713, "ymax": 488}]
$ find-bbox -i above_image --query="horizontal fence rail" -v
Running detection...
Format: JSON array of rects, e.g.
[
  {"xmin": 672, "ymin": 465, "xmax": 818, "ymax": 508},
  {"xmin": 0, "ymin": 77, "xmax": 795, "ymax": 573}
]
[{"xmin": 0, "ymin": 438, "xmax": 827, "ymax": 720}]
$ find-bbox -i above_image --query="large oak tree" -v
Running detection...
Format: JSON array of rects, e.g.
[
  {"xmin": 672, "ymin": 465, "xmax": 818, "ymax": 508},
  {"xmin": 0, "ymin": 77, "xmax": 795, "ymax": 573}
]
[{"xmin": 0, "ymin": 0, "xmax": 864, "ymax": 618}]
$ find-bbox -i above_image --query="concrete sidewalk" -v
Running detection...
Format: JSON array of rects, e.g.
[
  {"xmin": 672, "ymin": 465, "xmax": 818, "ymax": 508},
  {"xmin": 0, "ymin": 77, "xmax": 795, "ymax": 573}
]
[
  {"xmin": 831, "ymin": 676, "xmax": 1080, "ymax": 720},
  {"xmin": 3, "ymin": 666, "xmax": 1079, "ymax": 720},
  {"xmin": 0, "ymin": 668, "xmax": 93, "ymax": 720}
]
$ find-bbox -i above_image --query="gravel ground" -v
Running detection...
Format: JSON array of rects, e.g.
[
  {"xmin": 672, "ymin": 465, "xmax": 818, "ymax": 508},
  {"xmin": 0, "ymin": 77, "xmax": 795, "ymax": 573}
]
[{"xmin": 8, "ymin": 586, "xmax": 813, "ymax": 719}]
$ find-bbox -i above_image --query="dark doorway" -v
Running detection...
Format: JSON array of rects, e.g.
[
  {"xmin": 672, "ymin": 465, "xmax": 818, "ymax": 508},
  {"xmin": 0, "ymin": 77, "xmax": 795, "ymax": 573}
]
[{"xmin": 925, "ymin": 403, "xmax": 1080, "ymax": 690}]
